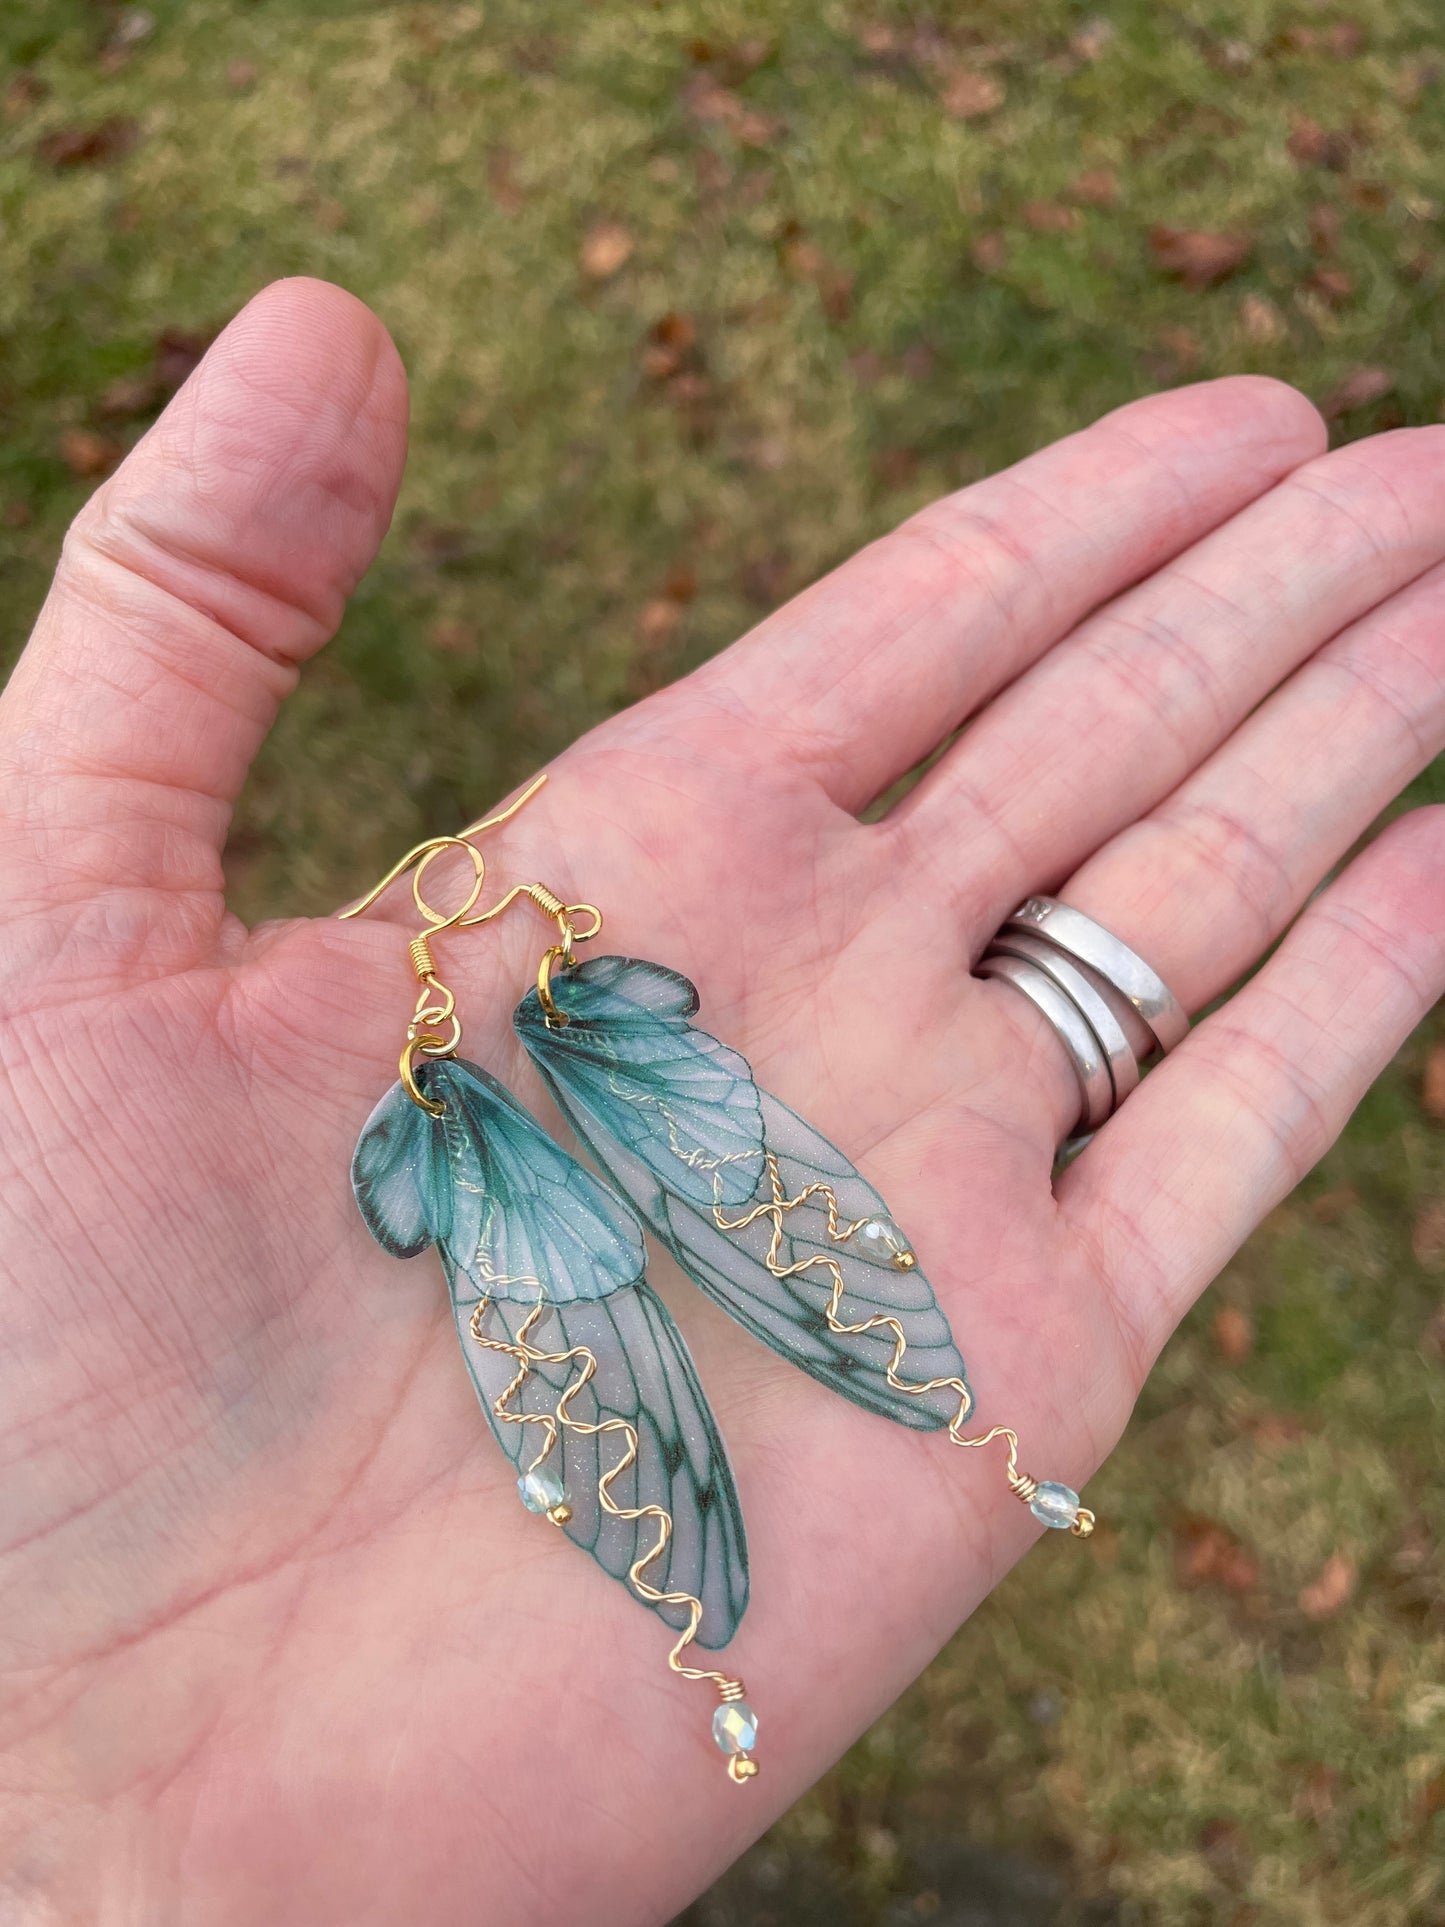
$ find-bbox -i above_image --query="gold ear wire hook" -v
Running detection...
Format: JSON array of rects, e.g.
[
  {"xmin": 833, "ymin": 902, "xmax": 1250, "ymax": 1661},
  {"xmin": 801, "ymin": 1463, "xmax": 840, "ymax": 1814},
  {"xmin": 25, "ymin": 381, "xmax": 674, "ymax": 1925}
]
[{"xmin": 338, "ymin": 772, "xmax": 603, "ymax": 1092}]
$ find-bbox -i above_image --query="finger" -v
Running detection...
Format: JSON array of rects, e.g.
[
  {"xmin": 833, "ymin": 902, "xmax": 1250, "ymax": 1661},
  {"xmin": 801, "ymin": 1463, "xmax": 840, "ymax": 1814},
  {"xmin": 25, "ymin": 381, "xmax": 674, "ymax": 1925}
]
[
  {"xmin": 689, "ymin": 379, "xmax": 1323, "ymax": 811},
  {"xmin": 896, "ymin": 427, "xmax": 1445, "ymax": 917},
  {"xmin": 1059, "ymin": 809, "xmax": 1445, "ymax": 1375},
  {"xmin": 0, "ymin": 277, "xmax": 408, "ymax": 914},
  {"xmin": 977, "ymin": 551, "xmax": 1445, "ymax": 1143}
]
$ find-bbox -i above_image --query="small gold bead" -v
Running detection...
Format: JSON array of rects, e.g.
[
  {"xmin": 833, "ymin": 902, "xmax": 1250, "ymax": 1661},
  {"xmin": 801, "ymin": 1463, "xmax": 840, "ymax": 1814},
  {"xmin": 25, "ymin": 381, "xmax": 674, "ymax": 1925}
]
[
  {"xmin": 728, "ymin": 1756, "xmax": 760, "ymax": 1783},
  {"xmin": 1071, "ymin": 1509, "xmax": 1096, "ymax": 1539},
  {"xmin": 548, "ymin": 1502, "xmax": 573, "ymax": 1527},
  {"xmin": 894, "ymin": 1250, "xmax": 917, "ymax": 1270}
]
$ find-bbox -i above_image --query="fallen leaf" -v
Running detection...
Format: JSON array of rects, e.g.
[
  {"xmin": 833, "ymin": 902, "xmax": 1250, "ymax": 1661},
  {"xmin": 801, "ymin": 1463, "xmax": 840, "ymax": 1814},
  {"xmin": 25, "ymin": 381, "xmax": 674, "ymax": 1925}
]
[
  {"xmin": 154, "ymin": 327, "xmax": 213, "ymax": 391},
  {"xmin": 874, "ymin": 446, "xmax": 920, "ymax": 489},
  {"xmin": 661, "ymin": 562, "xmax": 698, "ymax": 604},
  {"xmin": 1197, "ymin": 1817, "xmax": 1254, "ymax": 1888},
  {"xmin": 1214, "ymin": 1304, "xmax": 1254, "ymax": 1364},
  {"xmin": 971, "ymin": 231, "xmax": 1008, "ymax": 273},
  {"xmin": 37, "ymin": 117, "xmax": 140, "ymax": 169},
  {"xmin": 1421, "ymin": 1772, "xmax": 1445, "ymax": 1824},
  {"xmin": 1423, "ymin": 1042, "xmax": 1445, "ymax": 1120},
  {"xmin": 580, "ymin": 220, "xmax": 634, "ymax": 280},
  {"xmin": 1023, "ymin": 200, "xmax": 1082, "ymax": 234},
  {"xmin": 1294, "ymin": 1763, "xmax": 1337, "ymax": 1822},
  {"xmin": 1069, "ymin": 167, "xmax": 1118, "ymax": 206},
  {"xmin": 226, "ymin": 59, "xmax": 258, "ymax": 92},
  {"xmin": 3, "ymin": 499, "xmax": 34, "ymax": 528},
  {"xmin": 1298, "ymin": 1552, "xmax": 1357, "ymax": 1619},
  {"xmin": 1239, "ymin": 292, "xmax": 1286, "ymax": 341},
  {"xmin": 1326, "ymin": 20, "xmax": 1365, "ymax": 57},
  {"xmin": 1070, "ymin": 18, "xmax": 1117, "ymax": 62},
  {"xmin": 1175, "ymin": 1516, "xmax": 1260, "ymax": 1594},
  {"xmin": 1156, "ymin": 324, "xmax": 1202, "ymax": 371},
  {"xmin": 941, "ymin": 68, "xmax": 1004, "ymax": 119},
  {"xmin": 1321, "ymin": 365, "xmax": 1393, "ymax": 418},
  {"xmin": 5, "ymin": 71, "xmax": 48, "ymax": 121},
  {"xmin": 58, "ymin": 427, "xmax": 122, "ymax": 478},
  {"xmin": 1309, "ymin": 1183, "xmax": 1359, "ymax": 1223},
  {"xmin": 641, "ymin": 311, "xmax": 698, "ymax": 381},
  {"xmin": 639, "ymin": 598, "xmax": 681, "ymax": 646},
  {"xmin": 427, "ymin": 617, "xmax": 475, "ymax": 655},
  {"xmin": 1288, "ymin": 117, "xmax": 1352, "ymax": 170},
  {"xmin": 1310, "ymin": 266, "xmax": 1354, "ymax": 305},
  {"xmin": 1308, "ymin": 202, "xmax": 1343, "ymax": 253},
  {"xmin": 1149, "ymin": 226, "xmax": 1252, "ymax": 288},
  {"xmin": 740, "ymin": 551, "xmax": 791, "ymax": 607},
  {"xmin": 1411, "ymin": 1201, "xmax": 1445, "ymax": 1272},
  {"xmin": 487, "ymin": 146, "xmax": 523, "ymax": 214},
  {"xmin": 98, "ymin": 371, "xmax": 161, "ymax": 418}
]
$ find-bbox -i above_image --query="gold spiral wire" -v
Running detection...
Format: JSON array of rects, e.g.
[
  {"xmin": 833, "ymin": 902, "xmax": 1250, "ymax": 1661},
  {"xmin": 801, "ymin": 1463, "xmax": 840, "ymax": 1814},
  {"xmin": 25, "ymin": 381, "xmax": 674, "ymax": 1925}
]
[
  {"xmin": 469, "ymin": 1298, "xmax": 759, "ymax": 1784},
  {"xmin": 714, "ymin": 1153, "xmax": 1095, "ymax": 1537}
]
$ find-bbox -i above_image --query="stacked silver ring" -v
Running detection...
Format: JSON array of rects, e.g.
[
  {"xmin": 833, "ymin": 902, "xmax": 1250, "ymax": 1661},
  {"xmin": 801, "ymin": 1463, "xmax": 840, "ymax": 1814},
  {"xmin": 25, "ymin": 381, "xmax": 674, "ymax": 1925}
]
[{"xmin": 977, "ymin": 897, "xmax": 1189, "ymax": 1137}]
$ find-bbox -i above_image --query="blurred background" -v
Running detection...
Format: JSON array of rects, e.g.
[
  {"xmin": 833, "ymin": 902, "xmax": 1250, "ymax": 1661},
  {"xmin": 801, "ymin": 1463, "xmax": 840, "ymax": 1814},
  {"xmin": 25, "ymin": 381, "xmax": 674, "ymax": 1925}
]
[{"xmin": 2, "ymin": 2, "xmax": 1443, "ymax": 1921}]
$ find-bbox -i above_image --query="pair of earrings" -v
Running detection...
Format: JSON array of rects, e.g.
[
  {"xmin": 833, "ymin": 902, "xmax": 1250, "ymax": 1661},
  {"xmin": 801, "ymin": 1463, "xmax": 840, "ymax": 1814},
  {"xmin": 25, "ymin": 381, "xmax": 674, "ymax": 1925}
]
[{"xmin": 344, "ymin": 774, "xmax": 1093, "ymax": 1785}]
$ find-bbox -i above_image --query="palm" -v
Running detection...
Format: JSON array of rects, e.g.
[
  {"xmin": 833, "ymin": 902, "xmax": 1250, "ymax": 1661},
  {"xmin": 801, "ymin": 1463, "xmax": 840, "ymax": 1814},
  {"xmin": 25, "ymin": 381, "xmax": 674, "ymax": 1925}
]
[{"xmin": 2, "ymin": 282, "xmax": 1440, "ymax": 1926}]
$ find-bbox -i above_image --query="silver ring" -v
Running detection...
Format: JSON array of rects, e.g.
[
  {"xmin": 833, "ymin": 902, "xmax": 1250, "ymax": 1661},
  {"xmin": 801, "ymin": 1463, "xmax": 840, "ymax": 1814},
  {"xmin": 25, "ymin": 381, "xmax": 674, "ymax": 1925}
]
[
  {"xmin": 976, "ymin": 953, "xmax": 1113, "ymax": 1133},
  {"xmin": 1001, "ymin": 898, "xmax": 1189, "ymax": 1054},
  {"xmin": 986, "ymin": 930, "xmax": 1141, "ymax": 1107}
]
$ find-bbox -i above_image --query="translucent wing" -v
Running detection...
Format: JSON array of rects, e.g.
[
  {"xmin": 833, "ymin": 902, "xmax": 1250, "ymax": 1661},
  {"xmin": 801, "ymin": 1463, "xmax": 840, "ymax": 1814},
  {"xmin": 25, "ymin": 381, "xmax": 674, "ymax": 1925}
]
[
  {"xmin": 351, "ymin": 1075, "xmax": 453, "ymax": 1256},
  {"xmin": 426, "ymin": 1058, "xmax": 644, "ymax": 1304},
  {"xmin": 350, "ymin": 1055, "xmax": 749, "ymax": 1643},
  {"xmin": 516, "ymin": 957, "xmax": 968, "ymax": 1430},
  {"xmin": 516, "ymin": 955, "xmax": 765, "ymax": 1209},
  {"xmin": 448, "ymin": 1267, "xmax": 749, "ymax": 1648}
]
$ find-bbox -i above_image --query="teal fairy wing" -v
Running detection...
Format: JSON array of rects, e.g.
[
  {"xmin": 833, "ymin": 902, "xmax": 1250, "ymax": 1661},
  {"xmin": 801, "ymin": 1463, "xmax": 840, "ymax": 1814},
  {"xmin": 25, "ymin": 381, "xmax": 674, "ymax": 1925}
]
[
  {"xmin": 516, "ymin": 953, "xmax": 765, "ymax": 1210},
  {"xmin": 351, "ymin": 1075, "xmax": 454, "ymax": 1256},
  {"xmin": 425, "ymin": 1058, "xmax": 642, "ymax": 1305},
  {"xmin": 351, "ymin": 1056, "xmax": 749, "ymax": 1645},
  {"xmin": 515, "ymin": 957, "xmax": 967, "ymax": 1431},
  {"xmin": 449, "ymin": 1270, "xmax": 749, "ymax": 1648}
]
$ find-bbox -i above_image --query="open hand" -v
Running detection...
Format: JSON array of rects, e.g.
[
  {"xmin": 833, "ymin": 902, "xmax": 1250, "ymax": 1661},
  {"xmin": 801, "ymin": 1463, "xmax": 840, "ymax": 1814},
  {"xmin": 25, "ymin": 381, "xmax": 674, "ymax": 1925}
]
[{"xmin": 2, "ymin": 279, "xmax": 1440, "ymax": 1925}]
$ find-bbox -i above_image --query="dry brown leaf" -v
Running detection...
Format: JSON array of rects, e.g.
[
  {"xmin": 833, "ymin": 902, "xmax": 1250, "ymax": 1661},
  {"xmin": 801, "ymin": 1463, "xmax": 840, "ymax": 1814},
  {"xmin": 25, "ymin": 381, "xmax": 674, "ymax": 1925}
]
[
  {"xmin": 1288, "ymin": 117, "xmax": 1352, "ymax": 170},
  {"xmin": 427, "ymin": 617, "xmax": 475, "ymax": 656},
  {"xmin": 1310, "ymin": 266, "xmax": 1354, "ymax": 305},
  {"xmin": 941, "ymin": 68, "xmax": 1004, "ymax": 119},
  {"xmin": 226, "ymin": 59, "xmax": 258, "ymax": 92},
  {"xmin": 1023, "ymin": 200, "xmax": 1082, "ymax": 234},
  {"xmin": 1197, "ymin": 1818, "xmax": 1254, "ymax": 1888},
  {"xmin": 5, "ymin": 71, "xmax": 48, "ymax": 121},
  {"xmin": 1298, "ymin": 1551, "xmax": 1357, "ymax": 1619},
  {"xmin": 488, "ymin": 146, "xmax": 523, "ymax": 215},
  {"xmin": 1239, "ymin": 292, "xmax": 1286, "ymax": 342},
  {"xmin": 580, "ymin": 220, "xmax": 634, "ymax": 280},
  {"xmin": 1175, "ymin": 1516, "xmax": 1260, "ymax": 1594},
  {"xmin": 58, "ymin": 428, "xmax": 122, "ymax": 478},
  {"xmin": 1069, "ymin": 167, "xmax": 1118, "ymax": 206},
  {"xmin": 1214, "ymin": 1304, "xmax": 1254, "ymax": 1365},
  {"xmin": 1293, "ymin": 1764, "xmax": 1338, "ymax": 1822},
  {"xmin": 971, "ymin": 231, "xmax": 1008, "ymax": 273},
  {"xmin": 1411, "ymin": 1200, "xmax": 1445, "ymax": 1272},
  {"xmin": 1423, "ymin": 1041, "xmax": 1445, "ymax": 1119},
  {"xmin": 1321, "ymin": 365, "xmax": 1393, "ymax": 418},
  {"xmin": 1149, "ymin": 226, "xmax": 1252, "ymax": 288},
  {"xmin": 639, "ymin": 598, "xmax": 681, "ymax": 646},
  {"xmin": 99, "ymin": 371, "xmax": 162, "ymax": 419},
  {"xmin": 37, "ymin": 117, "xmax": 140, "ymax": 169},
  {"xmin": 1308, "ymin": 202, "xmax": 1343, "ymax": 254},
  {"xmin": 641, "ymin": 311, "xmax": 698, "ymax": 381}
]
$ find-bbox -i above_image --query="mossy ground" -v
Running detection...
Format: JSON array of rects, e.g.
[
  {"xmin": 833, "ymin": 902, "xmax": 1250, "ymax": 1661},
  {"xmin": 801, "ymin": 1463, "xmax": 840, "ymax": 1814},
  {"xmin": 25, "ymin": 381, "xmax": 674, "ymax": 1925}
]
[{"xmin": 2, "ymin": 5, "xmax": 1442, "ymax": 1921}]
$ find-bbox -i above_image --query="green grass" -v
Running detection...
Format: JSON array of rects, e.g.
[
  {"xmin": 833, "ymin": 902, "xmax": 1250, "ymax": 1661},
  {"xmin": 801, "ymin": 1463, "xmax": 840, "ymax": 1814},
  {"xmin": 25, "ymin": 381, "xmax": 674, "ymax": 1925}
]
[{"xmin": 3, "ymin": 4, "xmax": 1443, "ymax": 1920}]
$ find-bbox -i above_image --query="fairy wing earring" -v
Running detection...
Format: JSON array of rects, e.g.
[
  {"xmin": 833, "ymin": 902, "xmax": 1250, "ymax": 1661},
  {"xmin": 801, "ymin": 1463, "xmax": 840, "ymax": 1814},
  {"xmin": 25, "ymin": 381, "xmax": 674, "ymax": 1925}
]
[
  {"xmin": 499, "ymin": 782, "xmax": 1096, "ymax": 1541},
  {"xmin": 340, "ymin": 784, "xmax": 758, "ymax": 1781}
]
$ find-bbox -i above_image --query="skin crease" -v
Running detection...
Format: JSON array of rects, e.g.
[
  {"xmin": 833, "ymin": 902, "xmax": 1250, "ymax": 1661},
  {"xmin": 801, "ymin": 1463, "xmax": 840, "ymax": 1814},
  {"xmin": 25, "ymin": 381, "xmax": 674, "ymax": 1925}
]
[{"xmin": 0, "ymin": 279, "xmax": 1442, "ymax": 1927}]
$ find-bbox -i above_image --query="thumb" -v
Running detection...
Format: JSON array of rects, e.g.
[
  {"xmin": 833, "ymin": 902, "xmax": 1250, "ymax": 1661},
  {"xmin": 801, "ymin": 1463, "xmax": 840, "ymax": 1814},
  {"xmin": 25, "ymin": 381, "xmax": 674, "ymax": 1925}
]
[{"xmin": 0, "ymin": 277, "xmax": 408, "ymax": 964}]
